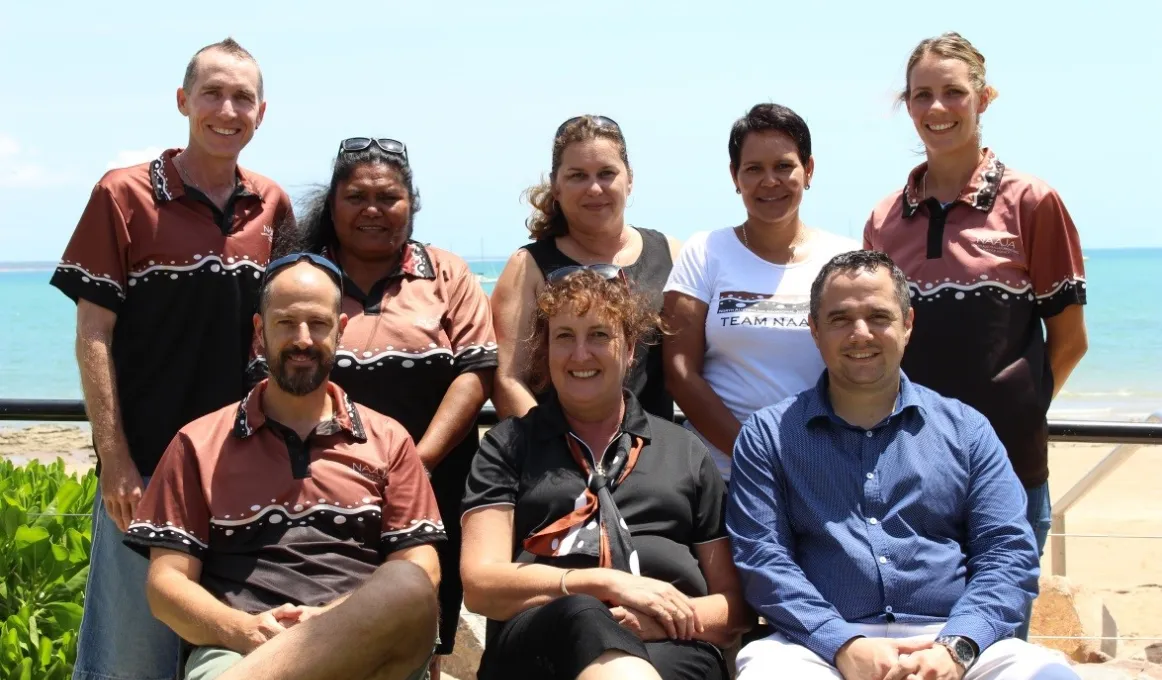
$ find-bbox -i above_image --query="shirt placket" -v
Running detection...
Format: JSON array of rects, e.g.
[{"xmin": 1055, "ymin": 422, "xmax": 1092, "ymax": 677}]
[{"xmin": 859, "ymin": 426, "xmax": 896, "ymax": 623}]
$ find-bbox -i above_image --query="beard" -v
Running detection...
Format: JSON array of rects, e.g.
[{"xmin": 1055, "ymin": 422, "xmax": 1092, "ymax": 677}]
[{"xmin": 268, "ymin": 345, "xmax": 335, "ymax": 396}]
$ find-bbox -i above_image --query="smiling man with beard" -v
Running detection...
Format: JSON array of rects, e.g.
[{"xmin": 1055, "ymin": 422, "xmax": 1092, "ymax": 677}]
[
  {"xmin": 725, "ymin": 251, "xmax": 1077, "ymax": 680},
  {"xmin": 123, "ymin": 254, "xmax": 445, "ymax": 680}
]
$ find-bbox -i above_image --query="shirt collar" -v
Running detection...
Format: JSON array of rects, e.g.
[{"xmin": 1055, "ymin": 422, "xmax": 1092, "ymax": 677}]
[
  {"xmin": 900, "ymin": 148, "xmax": 1006, "ymax": 218},
  {"xmin": 534, "ymin": 388, "xmax": 653, "ymax": 443},
  {"xmin": 232, "ymin": 379, "xmax": 368, "ymax": 442},
  {"xmin": 149, "ymin": 148, "xmax": 257, "ymax": 204},
  {"xmin": 804, "ymin": 370, "xmax": 926, "ymax": 429},
  {"xmin": 330, "ymin": 240, "xmax": 438, "ymax": 303}
]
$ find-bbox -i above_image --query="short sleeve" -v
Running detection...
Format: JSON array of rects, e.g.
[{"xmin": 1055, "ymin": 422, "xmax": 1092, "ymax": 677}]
[
  {"xmin": 50, "ymin": 181, "xmax": 131, "ymax": 313},
  {"xmin": 862, "ymin": 212, "xmax": 876, "ymax": 250},
  {"xmin": 663, "ymin": 231, "xmax": 713, "ymax": 304},
  {"xmin": 379, "ymin": 432, "xmax": 447, "ymax": 556},
  {"xmin": 123, "ymin": 433, "xmax": 210, "ymax": 559},
  {"xmin": 692, "ymin": 443, "xmax": 727, "ymax": 544},
  {"xmin": 461, "ymin": 420, "xmax": 521, "ymax": 516},
  {"xmin": 1023, "ymin": 188, "xmax": 1086, "ymax": 318},
  {"xmin": 442, "ymin": 256, "xmax": 499, "ymax": 374}
]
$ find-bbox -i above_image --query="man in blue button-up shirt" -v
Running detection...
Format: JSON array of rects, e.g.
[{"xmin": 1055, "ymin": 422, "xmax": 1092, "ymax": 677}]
[{"xmin": 727, "ymin": 251, "xmax": 1076, "ymax": 680}]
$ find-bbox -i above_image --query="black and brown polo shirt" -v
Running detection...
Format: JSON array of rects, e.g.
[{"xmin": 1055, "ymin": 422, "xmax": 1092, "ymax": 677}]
[
  {"xmin": 123, "ymin": 380, "xmax": 445, "ymax": 614},
  {"xmin": 863, "ymin": 149, "xmax": 1086, "ymax": 486},
  {"xmin": 328, "ymin": 242, "xmax": 497, "ymax": 487},
  {"xmin": 50, "ymin": 148, "xmax": 293, "ymax": 476}
]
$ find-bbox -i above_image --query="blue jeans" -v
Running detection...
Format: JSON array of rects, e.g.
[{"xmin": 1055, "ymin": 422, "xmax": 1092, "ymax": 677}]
[
  {"xmin": 1016, "ymin": 481, "xmax": 1052, "ymax": 641},
  {"xmin": 73, "ymin": 478, "xmax": 181, "ymax": 680}
]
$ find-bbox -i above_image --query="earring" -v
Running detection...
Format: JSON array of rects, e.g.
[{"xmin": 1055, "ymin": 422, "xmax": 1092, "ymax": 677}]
[
  {"xmin": 735, "ymin": 188, "xmax": 742, "ymax": 194},
  {"xmin": 805, "ymin": 183, "xmax": 811, "ymax": 190}
]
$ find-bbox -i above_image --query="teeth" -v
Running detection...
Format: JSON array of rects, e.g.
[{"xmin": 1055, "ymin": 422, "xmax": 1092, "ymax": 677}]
[
  {"xmin": 211, "ymin": 127, "xmax": 239, "ymax": 135},
  {"xmin": 927, "ymin": 122, "xmax": 955, "ymax": 131},
  {"xmin": 570, "ymin": 370, "xmax": 598, "ymax": 378},
  {"xmin": 849, "ymin": 352, "xmax": 875, "ymax": 359}
]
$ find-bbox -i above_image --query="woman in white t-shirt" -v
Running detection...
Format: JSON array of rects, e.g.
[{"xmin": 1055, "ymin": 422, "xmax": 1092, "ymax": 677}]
[{"xmin": 663, "ymin": 103, "xmax": 859, "ymax": 480}]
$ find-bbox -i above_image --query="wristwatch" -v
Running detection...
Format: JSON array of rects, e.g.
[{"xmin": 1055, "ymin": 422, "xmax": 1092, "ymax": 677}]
[{"xmin": 934, "ymin": 635, "xmax": 977, "ymax": 670}]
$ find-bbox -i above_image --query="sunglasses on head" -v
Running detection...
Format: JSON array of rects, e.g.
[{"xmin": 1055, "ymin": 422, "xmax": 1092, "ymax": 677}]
[
  {"xmin": 544, "ymin": 263, "xmax": 626, "ymax": 285},
  {"xmin": 554, "ymin": 115, "xmax": 621, "ymax": 138},
  {"xmin": 263, "ymin": 252, "xmax": 344, "ymax": 294},
  {"xmin": 337, "ymin": 137, "xmax": 409, "ymax": 162}
]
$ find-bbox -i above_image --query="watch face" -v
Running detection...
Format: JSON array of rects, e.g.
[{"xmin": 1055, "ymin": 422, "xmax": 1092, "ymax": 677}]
[{"xmin": 939, "ymin": 636, "xmax": 975, "ymax": 666}]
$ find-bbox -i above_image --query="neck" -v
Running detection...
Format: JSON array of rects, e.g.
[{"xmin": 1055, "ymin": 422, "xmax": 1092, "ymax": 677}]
[
  {"xmin": 743, "ymin": 214, "xmax": 809, "ymax": 264},
  {"xmin": 827, "ymin": 372, "xmax": 901, "ymax": 430},
  {"xmin": 261, "ymin": 381, "xmax": 334, "ymax": 438},
  {"xmin": 176, "ymin": 146, "xmax": 239, "ymax": 192},
  {"xmin": 563, "ymin": 397, "xmax": 625, "ymax": 454},
  {"xmin": 338, "ymin": 247, "xmax": 402, "ymax": 294},
  {"xmin": 923, "ymin": 145, "xmax": 983, "ymax": 200},
  {"xmin": 563, "ymin": 220, "xmax": 632, "ymax": 262}
]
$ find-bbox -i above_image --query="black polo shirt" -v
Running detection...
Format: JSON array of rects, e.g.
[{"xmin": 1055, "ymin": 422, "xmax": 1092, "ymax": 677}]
[
  {"xmin": 463, "ymin": 390, "xmax": 727, "ymax": 598},
  {"xmin": 50, "ymin": 148, "xmax": 293, "ymax": 476}
]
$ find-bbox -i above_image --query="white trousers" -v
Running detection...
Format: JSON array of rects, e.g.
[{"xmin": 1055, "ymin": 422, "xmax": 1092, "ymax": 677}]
[{"xmin": 736, "ymin": 623, "xmax": 1078, "ymax": 680}]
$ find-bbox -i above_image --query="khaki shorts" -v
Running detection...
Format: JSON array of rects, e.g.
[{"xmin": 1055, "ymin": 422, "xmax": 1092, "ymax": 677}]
[{"xmin": 184, "ymin": 645, "xmax": 433, "ymax": 680}]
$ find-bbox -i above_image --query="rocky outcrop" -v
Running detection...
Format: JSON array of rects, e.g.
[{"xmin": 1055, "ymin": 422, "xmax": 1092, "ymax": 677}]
[
  {"xmin": 1031, "ymin": 575, "xmax": 1117, "ymax": 662},
  {"xmin": 1072, "ymin": 660, "xmax": 1162, "ymax": 679}
]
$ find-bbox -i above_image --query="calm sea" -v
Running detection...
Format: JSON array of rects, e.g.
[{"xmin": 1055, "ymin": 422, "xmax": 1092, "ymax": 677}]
[{"xmin": 2, "ymin": 250, "xmax": 1160, "ymax": 422}]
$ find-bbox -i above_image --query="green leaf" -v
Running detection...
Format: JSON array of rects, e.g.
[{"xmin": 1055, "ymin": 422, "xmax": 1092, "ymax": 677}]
[
  {"xmin": 14, "ymin": 526, "xmax": 49, "ymax": 551},
  {"xmin": 43, "ymin": 603, "xmax": 84, "ymax": 631}
]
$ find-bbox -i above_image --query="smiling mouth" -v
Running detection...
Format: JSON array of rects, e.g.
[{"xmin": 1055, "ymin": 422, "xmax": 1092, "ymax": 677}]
[
  {"xmin": 210, "ymin": 126, "xmax": 240, "ymax": 136},
  {"xmin": 569, "ymin": 369, "xmax": 599, "ymax": 378},
  {"xmin": 756, "ymin": 196, "xmax": 788, "ymax": 203},
  {"xmin": 925, "ymin": 121, "xmax": 957, "ymax": 132},
  {"xmin": 845, "ymin": 350, "xmax": 879, "ymax": 360}
]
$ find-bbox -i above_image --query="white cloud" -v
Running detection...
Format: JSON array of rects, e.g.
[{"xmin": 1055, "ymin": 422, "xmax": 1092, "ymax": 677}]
[
  {"xmin": 106, "ymin": 146, "xmax": 164, "ymax": 170},
  {"xmin": 0, "ymin": 133, "xmax": 72, "ymax": 188}
]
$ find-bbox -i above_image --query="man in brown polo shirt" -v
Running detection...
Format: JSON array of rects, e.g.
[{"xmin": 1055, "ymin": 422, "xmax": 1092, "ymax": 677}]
[
  {"xmin": 50, "ymin": 38, "xmax": 293, "ymax": 680},
  {"xmin": 125, "ymin": 254, "xmax": 444, "ymax": 680}
]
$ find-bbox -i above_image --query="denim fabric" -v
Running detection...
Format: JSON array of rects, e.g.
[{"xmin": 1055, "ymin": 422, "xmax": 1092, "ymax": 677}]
[{"xmin": 1016, "ymin": 481, "xmax": 1052, "ymax": 641}]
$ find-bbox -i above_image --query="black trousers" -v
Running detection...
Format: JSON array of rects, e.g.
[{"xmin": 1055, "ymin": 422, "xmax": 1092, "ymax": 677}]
[
  {"xmin": 477, "ymin": 594, "xmax": 726, "ymax": 680},
  {"xmin": 430, "ymin": 457, "xmax": 470, "ymax": 655}
]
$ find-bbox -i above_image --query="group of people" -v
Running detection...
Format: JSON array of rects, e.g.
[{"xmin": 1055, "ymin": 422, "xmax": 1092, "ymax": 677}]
[{"xmin": 51, "ymin": 29, "xmax": 1089, "ymax": 680}]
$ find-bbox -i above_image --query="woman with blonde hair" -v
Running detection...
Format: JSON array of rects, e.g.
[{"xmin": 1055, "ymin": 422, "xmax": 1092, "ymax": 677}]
[
  {"xmin": 490, "ymin": 115, "xmax": 680, "ymax": 421},
  {"xmin": 864, "ymin": 32, "xmax": 1089, "ymax": 638}
]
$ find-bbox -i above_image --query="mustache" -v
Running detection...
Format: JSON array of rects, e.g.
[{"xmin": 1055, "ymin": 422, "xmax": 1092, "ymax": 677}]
[{"xmin": 279, "ymin": 347, "xmax": 322, "ymax": 363}]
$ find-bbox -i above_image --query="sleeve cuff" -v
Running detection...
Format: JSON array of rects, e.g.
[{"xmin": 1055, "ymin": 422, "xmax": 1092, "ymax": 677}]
[
  {"xmin": 123, "ymin": 522, "xmax": 208, "ymax": 560},
  {"xmin": 803, "ymin": 617, "xmax": 866, "ymax": 665},
  {"xmin": 940, "ymin": 615, "xmax": 996, "ymax": 654},
  {"xmin": 454, "ymin": 347, "xmax": 499, "ymax": 374},
  {"xmin": 380, "ymin": 522, "xmax": 448, "ymax": 558},
  {"xmin": 1036, "ymin": 280, "xmax": 1086, "ymax": 318},
  {"xmin": 50, "ymin": 268, "xmax": 123, "ymax": 313}
]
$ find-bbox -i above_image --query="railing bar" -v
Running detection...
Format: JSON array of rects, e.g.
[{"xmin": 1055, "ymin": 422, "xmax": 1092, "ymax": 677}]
[{"xmin": 1031, "ymin": 635, "xmax": 1162, "ymax": 641}]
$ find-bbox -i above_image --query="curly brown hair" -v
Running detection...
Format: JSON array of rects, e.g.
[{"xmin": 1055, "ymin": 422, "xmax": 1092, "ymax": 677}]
[
  {"xmin": 523, "ymin": 116, "xmax": 632, "ymax": 242},
  {"xmin": 525, "ymin": 269, "xmax": 661, "ymax": 393}
]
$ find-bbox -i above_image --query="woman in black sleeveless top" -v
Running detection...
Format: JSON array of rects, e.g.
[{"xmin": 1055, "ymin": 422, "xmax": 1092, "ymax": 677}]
[{"xmin": 491, "ymin": 115, "xmax": 679, "ymax": 420}]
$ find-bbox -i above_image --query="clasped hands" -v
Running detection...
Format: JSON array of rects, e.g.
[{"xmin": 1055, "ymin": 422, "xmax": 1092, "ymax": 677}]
[{"xmin": 836, "ymin": 636, "xmax": 966, "ymax": 680}]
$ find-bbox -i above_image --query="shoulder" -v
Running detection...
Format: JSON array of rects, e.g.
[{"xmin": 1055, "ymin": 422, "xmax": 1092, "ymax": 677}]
[
  {"xmin": 747, "ymin": 390, "xmax": 816, "ymax": 434},
  {"xmin": 866, "ymin": 187, "xmax": 907, "ymax": 227},
  {"xmin": 907, "ymin": 380, "xmax": 991, "ymax": 433},
  {"xmin": 238, "ymin": 165, "xmax": 290, "ymax": 202},
  {"xmin": 423, "ymin": 245, "xmax": 474, "ymax": 279},
  {"xmin": 348, "ymin": 401, "xmax": 413, "ymax": 449},
  {"xmin": 92, "ymin": 162, "xmax": 154, "ymax": 205},
  {"xmin": 175, "ymin": 399, "xmax": 241, "ymax": 448},
  {"xmin": 997, "ymin": 164, "xmax": 1062, "ymax": 207}
]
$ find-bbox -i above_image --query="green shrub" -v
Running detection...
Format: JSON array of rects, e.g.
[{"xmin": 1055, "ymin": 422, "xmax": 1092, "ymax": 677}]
[{"xmin": 0, "ymin": 459, "xmax": 96, "ymax": 679}]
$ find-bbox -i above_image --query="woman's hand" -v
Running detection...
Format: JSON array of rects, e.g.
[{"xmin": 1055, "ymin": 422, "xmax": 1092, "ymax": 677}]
[
  {"xmin": 600, "ymin": 570, "xmax": 702, "ymax": 640},
  {"xmin": 610, "ymin": 605, "xmax": 669, "ymax": 641}
]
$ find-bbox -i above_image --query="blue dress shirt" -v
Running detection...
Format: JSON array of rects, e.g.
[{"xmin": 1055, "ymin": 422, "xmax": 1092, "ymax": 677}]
[{"xmin": 726, "ymin": 371, "xmax": 1039, "ymax": 664}]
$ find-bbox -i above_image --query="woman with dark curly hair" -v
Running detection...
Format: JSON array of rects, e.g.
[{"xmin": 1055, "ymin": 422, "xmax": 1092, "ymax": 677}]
[
  {"xmin": 272, "ymin": 137, "xmax": 496, "ymax": 676},
  {"xmin": 490, "ymin": 115, "xmax": 681, "ymax": 422},
  {"xmin": 462, "ymin": 268, "xmax": 751, "ymax": 680}
]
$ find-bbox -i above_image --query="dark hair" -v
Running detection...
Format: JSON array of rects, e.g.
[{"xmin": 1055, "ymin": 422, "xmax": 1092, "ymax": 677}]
[
  {"xmin": 809, "ymin": 250, "xmax": 911, "ymax": 322},
  {"xmin": 525, "ymin": 270, "xmax": 660, "ymax": 393},
  {"xmin": 273, "ymin": 146, "xmax": 421, "ymax": 259},
  {"xmin": 183, "ymin": 37, "xmax": 264, "ymax": 100},
  {"xmin": 728, "ymin": 103, "xmax": 812, "ymax": 174},
  {"xmin": 524, "ymin": 116, "xmax": 631, "ymax": 241}
]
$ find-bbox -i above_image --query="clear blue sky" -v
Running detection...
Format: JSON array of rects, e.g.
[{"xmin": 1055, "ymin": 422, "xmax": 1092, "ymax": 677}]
[{"xmin": 1, "ymin": 1, "xmax": 1157, "ymax": 262}]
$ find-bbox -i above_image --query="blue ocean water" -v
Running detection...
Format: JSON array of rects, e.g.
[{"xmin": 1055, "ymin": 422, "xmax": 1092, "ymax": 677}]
[{"xmin": 1, "ymin": 250, "xmax": 1159, "ymax": 421}]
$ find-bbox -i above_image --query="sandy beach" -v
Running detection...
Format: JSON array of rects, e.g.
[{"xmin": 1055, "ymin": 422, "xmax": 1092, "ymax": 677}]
[{"xmin": 2, "ymin": 424, "xmax": 1158, "ymax": 663}]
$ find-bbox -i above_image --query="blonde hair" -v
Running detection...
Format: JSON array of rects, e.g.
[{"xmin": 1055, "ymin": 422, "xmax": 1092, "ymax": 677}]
[
  {"xmin": 523, "ymin": 116, "xmax": 631, "ymax": 242},
  {"xmin": 898, "ymin": 32, "xmax": 999, "ymax": 106}
]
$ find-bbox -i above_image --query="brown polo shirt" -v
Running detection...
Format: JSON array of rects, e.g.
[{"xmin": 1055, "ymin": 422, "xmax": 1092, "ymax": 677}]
[
  {"xmin": 50, "ymin": 149, "xmax": 293, "ymax": 476},
  {"xmin": 123, "ymin": 380, "xmax": 445, "ymax": 614},
  {"xmin": 864, "ymin": 149, "xmax": 1086, "ymax": 486},
  {"xmin": 328, "ymin": 241, "xmax": 497, "ymax": 493}
]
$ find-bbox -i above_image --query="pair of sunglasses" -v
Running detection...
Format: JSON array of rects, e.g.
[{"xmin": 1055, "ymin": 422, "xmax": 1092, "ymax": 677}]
[
  {"xmin": 545, "ymin": 263, "xmax": 626, "ymax": 285},
  {"xmin": 264, "ymin": 252, "xmax": 344, "ymax": 294},
  {"xmin": 337, "ymin": 137, "xmax": 409, "ymax": 162},
  {"xmin": 555, "ymin": 115, "xmax": 621, "ymax": 137}
]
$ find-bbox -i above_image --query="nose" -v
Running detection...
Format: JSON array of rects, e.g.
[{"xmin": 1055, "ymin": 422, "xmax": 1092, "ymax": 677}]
[
  {"xmin": 569, "ymin": 338, "xmax": 593, "ymax": 362},
  {"xmin": 291, "ymin": 322, "xmax": 313, "ymax": 348},
  {"xmin": 761, "ymin": 168, "xmax": 781, "ymax": 186},
  {"xmin": 849, "ymin": 319, "xmax": 874, "ymax": 341}
]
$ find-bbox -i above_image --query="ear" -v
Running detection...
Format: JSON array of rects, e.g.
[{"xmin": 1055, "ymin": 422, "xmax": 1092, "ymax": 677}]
[
  {"xmin": 902, "ymin": 306, "xmax": 915, "ymax": 346},
  {"xmin": 177, "ymin": 87, "xmax": 189, "ymax": 116},
  {"xmin": 729, "ymin": 163, "xmax": 741, "ymax": 194},
  {"xmin": 255, "ymin": 99, "xmax": 267, "ymax": 130},
  {"xmin": 804, "ymin": 155, "xmax": 815, "ymax": 186},
  {"xmin": 807, "ymin": 314, "xmax": 822, "ymax": 349},
  {"xmin": 338, "ymin": 312, "xmax": 349, "ymax": 336},
  {"xmin": 976, "ymin": 89, "xmax": 991, "ymax": 116},
  {"xmin": 252, "ymin": 313, "xmax": 264, "ymax": 349}
]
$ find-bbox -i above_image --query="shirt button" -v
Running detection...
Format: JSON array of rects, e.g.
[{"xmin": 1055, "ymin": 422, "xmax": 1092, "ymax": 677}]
[
  {"xmin": 865, "ymin": 431, "xmax": 874, "ymax": 438},
  {"xmin": 868, "ymin": 518, "xmax": 879, "ymax": 525},
  {"xmin": 879, "ymin": 556, "xmax": 888, "ymax": 564},
  {"xmin": 866, "ymin": 472, "xmax": 875, "ymax": 479},
  {"xmin": 885, "ymin": 606, "xmax": 894, "ymax": 613}
]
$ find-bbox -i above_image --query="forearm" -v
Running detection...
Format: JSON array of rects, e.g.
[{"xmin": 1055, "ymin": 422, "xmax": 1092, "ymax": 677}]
[
  {"xmin": 464, "ymin": 563, "xmax": 614, "ymax": 621},
  {"xmin": 492, "ymin": 370, "xmax": 538, "ymax": 421},
  {"xmin": 415, "ymin": 371, "xmax": 493, "ymax": 470},
  {"xmin": 688, "ymin": 592, "xmax": 754, "ymax": 648},
  {"xmin": 1047, "ymin": 337, "xmax": 1086, "ymax": 400},
  {"xmin": 669, "ymin": 373, "xmax": 742, "ymax": 456},
  {"xmin": 76, "ymin": 332, "xmax": 130, "ymax": 464},
  {"xmin": 147, "ymin": 568, "xmax": 251, "ymax": 651}
]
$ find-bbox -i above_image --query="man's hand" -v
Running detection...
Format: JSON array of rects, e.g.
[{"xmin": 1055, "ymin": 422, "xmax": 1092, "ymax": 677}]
[
  {"xmin": 226, "ymin": 605, "xmax": 296, "ymax": 653},
  {"xmin": 100, "ymin": 451, "xmax": 144, "ymax": 532},
  {"xmin": 272, "ymin": 605, "xmax": 327, "ymax": 628},
  {"xmin": 836, "ymin": 637, "xmax": 935, "ymax": 680},
  {"xmin": 609, "ymin": 605, "xmax": 668, "ymax": 641},
  {"xmin": 883, "ymin": 646, "xmax": 965, "ymax": 680}
]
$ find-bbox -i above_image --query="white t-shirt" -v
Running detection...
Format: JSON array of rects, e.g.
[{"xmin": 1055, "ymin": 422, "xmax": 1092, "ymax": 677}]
[{"xmin": 663, "ymin": 227, "xmax": 860, "ymax": 479}]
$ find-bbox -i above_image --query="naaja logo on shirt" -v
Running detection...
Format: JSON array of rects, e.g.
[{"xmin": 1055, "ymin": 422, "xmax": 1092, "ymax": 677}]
[
  {"xmin": 971, "ymin": 234, "xmax": 1019, "ymax": 258},
  {"xmin": 350, "ymin": 462, "xmax": 387, "ymax": 483},
  {"xmin": 262, "ymin": 224, "xmax": 274, "ymax": 242}
]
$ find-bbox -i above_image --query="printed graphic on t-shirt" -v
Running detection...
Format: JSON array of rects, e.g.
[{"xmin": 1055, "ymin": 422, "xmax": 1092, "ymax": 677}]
[{"xmin": 716, "ymin": 291, "xmax": 810, "ymax": 328}]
